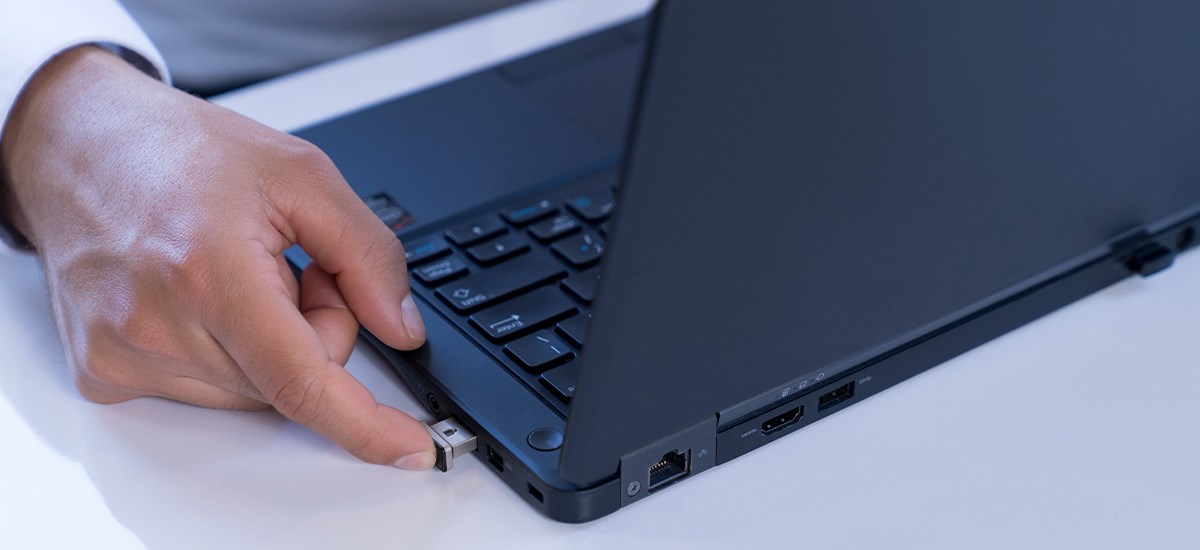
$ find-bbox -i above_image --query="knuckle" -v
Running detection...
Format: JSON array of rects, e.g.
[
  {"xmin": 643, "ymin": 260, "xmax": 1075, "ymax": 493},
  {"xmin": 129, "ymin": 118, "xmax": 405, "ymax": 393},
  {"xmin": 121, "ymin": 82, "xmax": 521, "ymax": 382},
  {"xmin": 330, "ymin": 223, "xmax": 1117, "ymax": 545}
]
[
  {"xmin": 282, "ymin": 139, "xmax": 338, "ymax": 180},
  {"xmin": 74, "ymin": 338, "xmax": 128, "ymax": 389},
  {"xmin": 157, "ymin": 242, "xmax": 220, "ymax": 297},
  {"xmin": 110, "ymin": 309, "xmax": 171, "ymax": 358},
  {"xmin": 270, "ymin": 374, "xmax": 325, "ymax": 424},
  {"xmin": 73, "ymin": 373, "xmax": 126, "ymax": 404}
]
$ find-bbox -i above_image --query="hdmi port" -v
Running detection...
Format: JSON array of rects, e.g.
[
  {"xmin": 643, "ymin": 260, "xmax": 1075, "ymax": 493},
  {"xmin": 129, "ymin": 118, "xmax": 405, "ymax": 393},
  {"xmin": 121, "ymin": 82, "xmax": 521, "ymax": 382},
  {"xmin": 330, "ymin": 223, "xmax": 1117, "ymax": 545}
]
[{"xmin": 761, "ymin": 406, "xmax": 803, "ymax": 435}]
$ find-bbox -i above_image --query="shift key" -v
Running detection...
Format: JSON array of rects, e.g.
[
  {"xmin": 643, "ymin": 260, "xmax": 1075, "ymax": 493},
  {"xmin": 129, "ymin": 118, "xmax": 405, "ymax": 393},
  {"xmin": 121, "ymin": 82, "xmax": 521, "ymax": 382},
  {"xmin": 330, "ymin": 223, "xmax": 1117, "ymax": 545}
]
[{"xmin": 436, "ymin": 253, "xmax": 565, "ymax": 313}]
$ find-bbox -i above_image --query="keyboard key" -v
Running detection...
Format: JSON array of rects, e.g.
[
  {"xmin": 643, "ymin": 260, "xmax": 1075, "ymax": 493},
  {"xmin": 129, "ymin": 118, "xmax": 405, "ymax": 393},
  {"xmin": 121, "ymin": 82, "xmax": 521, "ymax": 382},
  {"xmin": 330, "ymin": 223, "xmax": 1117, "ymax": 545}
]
[
  {"xmin": 467, "ymin": 233, "xmax": 529, "ymax": 265},
  {"xmin": 501, "ymin": 199, "xmax": 556, "ymax": 226},
  {"xmin": 435, "ymin": 253, "xmax": 566, "ymax": 312},
  {"xmin": 528, "ymin": 213, "xmax": 581, "ymax": 242},
  {"xmin": 413, "ymin": 255, "xmax": 468, "ymax": 285},
  {"xmin": 552, "ymin": 232, "xmax": 605, "ymax": 267},
  {"xmin": 365, "ymin": 193, "xmax": 415, "ymax": 231},
  {"xmin": 469, "ymin": 286, "xmax": 578, "ymax": 341},
  {"xmin": 375, "ymin": 206, "xmax": 410, "ymax": 229},
  {"xmin": 363, "ymin": 194, "xmax": 393, "ymax": 212},
  {"xmin": 557, "ymin": 314, "xmax": 590, "ymax": 347},
  {"xmin": 561, "ymin": 267, "xmax": 600, "ymax": 303},
  {"xmin": 566, "ymin": 189, "xmax": 615, "ymax": 222},
  {"xmin": 505, "ymin": 330, "xmax": 574, "ymax": 372},
  {"xmin": 540, "ymin": 360, "xmax": 579, "ymax": 400},
  {"xmin": 445, "ymin": 216, "xmax": 506, "ymax": 246},
  {"xmin": 403, "ymin": 238, "xmax": 450, "ymax": 266}
]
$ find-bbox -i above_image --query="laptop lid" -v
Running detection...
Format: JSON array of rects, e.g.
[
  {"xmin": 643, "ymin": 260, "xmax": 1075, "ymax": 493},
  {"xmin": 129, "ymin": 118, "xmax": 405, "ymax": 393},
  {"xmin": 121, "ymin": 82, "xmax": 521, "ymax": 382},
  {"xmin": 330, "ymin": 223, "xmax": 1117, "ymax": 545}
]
[{"xmin": 560, "ymin": 0, "xmax": 1200, "ymax": 484}]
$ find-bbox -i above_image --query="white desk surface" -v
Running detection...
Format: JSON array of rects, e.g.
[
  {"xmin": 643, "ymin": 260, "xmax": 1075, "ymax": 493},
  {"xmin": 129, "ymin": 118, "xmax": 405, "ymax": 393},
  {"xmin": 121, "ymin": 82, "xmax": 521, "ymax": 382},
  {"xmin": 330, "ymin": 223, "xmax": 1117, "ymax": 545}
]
[{"xmin": 3, "ymin": 1, "xmax": 1199, "ymax": 548}]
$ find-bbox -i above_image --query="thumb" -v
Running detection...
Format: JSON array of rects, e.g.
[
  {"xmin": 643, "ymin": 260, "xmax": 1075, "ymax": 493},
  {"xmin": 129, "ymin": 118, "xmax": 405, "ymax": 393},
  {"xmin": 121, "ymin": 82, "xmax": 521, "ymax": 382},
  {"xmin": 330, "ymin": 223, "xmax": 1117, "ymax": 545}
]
[
  {"xmin": 274, "ymin": 148, "xmax": 425, "ymax": 350},
  {"xmin": 209, "ymin": 250, "xmax": 436, "ymax": 468}
]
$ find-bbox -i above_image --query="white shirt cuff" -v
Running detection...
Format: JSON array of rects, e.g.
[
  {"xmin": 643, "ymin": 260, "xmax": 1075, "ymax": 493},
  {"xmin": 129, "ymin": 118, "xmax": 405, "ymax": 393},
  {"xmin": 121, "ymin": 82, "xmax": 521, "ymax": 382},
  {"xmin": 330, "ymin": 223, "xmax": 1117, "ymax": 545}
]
[{"xmin": 1, "ymin": 0, "xmax": 170, "ymax": 129}]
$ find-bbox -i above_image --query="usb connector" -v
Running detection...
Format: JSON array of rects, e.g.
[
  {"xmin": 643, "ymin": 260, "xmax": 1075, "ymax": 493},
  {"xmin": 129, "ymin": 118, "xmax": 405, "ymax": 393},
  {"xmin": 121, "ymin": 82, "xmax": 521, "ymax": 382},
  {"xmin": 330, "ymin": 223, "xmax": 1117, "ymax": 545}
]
[{"xmin": 426, "ymin": 417, "xmax": 477, "ymax": 472}]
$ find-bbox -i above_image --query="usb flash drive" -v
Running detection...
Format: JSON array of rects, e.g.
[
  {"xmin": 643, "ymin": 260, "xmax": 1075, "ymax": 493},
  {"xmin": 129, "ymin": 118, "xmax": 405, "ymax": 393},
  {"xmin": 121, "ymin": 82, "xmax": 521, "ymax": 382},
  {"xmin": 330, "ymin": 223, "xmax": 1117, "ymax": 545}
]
[{"xmin": 426, "ymin": 417, "xmax": 478, "ymax": 472}]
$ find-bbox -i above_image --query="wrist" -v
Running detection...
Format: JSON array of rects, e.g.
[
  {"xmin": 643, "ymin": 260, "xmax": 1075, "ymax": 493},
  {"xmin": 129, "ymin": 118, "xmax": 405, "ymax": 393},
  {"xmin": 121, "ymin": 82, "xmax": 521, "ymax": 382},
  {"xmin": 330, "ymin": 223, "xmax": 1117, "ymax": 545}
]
[{"xmin": 0, "ymin": 46, "xmax": 154, "ymax": 248}]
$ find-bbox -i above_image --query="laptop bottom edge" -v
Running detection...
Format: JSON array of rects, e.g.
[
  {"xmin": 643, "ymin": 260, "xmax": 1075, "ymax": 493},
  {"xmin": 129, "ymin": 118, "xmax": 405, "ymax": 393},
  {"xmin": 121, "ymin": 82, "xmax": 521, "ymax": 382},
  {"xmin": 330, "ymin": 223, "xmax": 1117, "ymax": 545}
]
[{"xmin": 353, "ymin": 215, "xmax": 1197, "ymax": 523}]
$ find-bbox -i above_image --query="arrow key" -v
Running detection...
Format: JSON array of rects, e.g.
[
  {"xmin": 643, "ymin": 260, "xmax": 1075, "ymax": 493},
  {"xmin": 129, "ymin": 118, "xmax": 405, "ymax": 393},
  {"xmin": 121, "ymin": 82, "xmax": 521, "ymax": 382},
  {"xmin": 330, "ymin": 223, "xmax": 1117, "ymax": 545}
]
[
  {"xmin": 540, "ymin": 360, "xmax": 579, "ymax": 401},
  {"xmin": 551, "ymin": 231, "xmax": 604, "ymax": 267},
  {"xmin": 446, "ymin": 216, "xmax": 506, "ymax": 247},
  {"xmin": 467, "ymin": 232, "xmax": 529, "ymax": 265},
  {"xmin": 506, "ymin": 331, "xmax": 574, "ymax": 372}
]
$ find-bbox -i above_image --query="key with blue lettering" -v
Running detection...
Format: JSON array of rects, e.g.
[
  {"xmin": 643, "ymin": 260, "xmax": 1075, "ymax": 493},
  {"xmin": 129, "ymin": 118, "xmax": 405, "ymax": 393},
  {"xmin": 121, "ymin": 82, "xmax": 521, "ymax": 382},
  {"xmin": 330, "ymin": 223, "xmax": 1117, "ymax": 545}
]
[
  {"xmin": 552, "ymin": 231, "xmax": 605, "ymax": 267},
  {"xmin": 566, "ymin": 189, "xmax": 615, "ymax": 222},
  {"xmin": 403, "ymin": 237, "xmax": 450, "ymax": 266},
  {"xmin": 501, "ymin": 199, "xmax": 556, "ymax": 226},
  {"xmin": 413, "ymin": 255, "xmax": 469, "ymax": 285}
]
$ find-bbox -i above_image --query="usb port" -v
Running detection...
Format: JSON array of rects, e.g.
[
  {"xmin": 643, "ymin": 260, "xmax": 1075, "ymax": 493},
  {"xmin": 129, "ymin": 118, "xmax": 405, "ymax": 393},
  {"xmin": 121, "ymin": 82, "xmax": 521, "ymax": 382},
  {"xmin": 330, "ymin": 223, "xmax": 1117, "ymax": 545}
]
[
  {"xmin": 761, "ymin": 406, "xmax": 803, "ymax": 435},
  {"xmin": 817, "ymin": 381, "xmax": 856, "ymax": 412}
]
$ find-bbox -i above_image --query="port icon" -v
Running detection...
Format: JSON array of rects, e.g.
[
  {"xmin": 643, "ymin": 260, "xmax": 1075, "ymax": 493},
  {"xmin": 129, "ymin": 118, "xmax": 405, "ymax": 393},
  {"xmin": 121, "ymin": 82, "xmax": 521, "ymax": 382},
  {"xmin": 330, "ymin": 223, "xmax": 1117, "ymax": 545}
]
[
  {"xmin": 761, "ymin": 405, "xmax": 803, "ymax": 435},
  {"xmin": 648, "ymin": 449, "xmax": 690, "ymax": 492}
]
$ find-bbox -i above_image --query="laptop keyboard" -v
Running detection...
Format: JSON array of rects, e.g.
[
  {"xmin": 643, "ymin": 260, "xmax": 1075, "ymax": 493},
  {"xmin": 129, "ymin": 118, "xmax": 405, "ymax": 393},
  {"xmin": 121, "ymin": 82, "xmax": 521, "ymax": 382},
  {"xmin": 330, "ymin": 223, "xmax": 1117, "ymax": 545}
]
[{"xmin": 392, "ymin": 171, "xmax": 616, "ymax": 414}]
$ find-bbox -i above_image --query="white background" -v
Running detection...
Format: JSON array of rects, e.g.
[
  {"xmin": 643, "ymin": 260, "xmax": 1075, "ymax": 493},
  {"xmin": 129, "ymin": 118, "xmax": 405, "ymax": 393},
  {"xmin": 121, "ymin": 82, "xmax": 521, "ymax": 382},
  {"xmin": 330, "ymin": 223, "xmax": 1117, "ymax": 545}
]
[{"xmin": 3, "ymin": 1, "xmax": 1198, "ymax": 548}]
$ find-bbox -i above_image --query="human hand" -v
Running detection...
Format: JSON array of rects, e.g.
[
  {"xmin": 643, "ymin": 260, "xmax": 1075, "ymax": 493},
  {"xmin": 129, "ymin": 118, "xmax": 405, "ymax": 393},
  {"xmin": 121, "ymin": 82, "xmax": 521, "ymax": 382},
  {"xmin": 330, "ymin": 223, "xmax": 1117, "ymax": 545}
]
[{"xmin": 0, "ymin": 47, "xmax": 435, "ymax": 469}]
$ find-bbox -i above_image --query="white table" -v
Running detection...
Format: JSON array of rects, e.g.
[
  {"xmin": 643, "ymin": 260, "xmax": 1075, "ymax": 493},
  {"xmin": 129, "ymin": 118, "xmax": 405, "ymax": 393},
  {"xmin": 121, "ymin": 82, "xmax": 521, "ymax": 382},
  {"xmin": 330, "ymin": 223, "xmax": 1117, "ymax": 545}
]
[{"xmin": 3, "ymin": 1, "xmax": 1198, "ymax": 548}]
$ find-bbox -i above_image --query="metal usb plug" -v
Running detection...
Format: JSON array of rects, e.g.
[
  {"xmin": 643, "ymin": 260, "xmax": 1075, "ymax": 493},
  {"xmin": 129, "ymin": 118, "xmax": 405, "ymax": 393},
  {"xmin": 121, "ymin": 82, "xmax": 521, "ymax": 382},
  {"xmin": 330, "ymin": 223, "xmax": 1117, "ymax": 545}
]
[{"xmin": 426, "ymin": 417, "xmax": 477, "ymax": 472}]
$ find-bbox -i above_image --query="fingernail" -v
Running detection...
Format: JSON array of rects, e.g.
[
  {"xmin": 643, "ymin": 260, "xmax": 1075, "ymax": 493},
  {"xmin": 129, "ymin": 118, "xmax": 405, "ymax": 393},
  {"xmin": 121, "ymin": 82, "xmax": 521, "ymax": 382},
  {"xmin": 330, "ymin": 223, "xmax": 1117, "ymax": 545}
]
[
  {"xmin": 393, "ymin": 448, "xmax": 436, "ymax": 471},
  {"xmin": 400, "ymin": 293, "xmax": 426, "ymax": 341}
]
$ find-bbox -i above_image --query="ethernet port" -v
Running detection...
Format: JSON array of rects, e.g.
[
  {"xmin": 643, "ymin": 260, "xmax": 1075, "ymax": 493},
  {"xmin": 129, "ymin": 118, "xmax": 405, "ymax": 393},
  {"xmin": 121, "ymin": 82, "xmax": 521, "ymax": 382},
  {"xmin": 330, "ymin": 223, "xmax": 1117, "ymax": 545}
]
[{"xmin": 647, "ymin": 449, "xmax": 690, "ymax": 492}]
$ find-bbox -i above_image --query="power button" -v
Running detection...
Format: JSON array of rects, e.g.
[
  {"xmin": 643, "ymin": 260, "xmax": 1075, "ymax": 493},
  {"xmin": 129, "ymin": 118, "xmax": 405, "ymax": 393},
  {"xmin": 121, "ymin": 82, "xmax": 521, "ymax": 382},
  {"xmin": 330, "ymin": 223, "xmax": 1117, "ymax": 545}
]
[{"xmin": 527, "ymin": 427, "xmax": 564, "ymax": 451}]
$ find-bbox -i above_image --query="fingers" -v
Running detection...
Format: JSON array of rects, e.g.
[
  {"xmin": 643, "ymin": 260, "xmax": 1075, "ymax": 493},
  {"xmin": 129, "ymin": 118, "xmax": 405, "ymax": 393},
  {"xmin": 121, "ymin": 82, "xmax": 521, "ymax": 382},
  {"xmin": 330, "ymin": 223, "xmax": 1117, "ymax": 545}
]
[
  {"xmin": 299, "ymin": 263, "xmax": 358, "ymax": 365},
  {"xmin": 154, "ymin": 377, "xmax": 271, "ymax": 411},
  {"xmin": 209, "ymin": 252, "xmax": 435, "ymax": 469},
  {"xmin": 74, "ymin": 360, "xmax": 268, "ymax": 411},
  {"xmin": 274, "ymin": 153, "xmax": 425, "ymax": 351},
  {"xmin": 276, "ymin": 253, "xmax": 300, "ymax": 306}
]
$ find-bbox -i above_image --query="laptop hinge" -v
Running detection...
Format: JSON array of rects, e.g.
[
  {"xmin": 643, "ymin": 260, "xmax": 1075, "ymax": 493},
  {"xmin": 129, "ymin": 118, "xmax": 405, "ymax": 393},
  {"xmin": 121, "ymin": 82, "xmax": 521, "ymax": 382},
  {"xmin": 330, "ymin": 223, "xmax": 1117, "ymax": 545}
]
[{"xmin": 618, "ymin": 415, "xmax": 718, "ymax": 507}]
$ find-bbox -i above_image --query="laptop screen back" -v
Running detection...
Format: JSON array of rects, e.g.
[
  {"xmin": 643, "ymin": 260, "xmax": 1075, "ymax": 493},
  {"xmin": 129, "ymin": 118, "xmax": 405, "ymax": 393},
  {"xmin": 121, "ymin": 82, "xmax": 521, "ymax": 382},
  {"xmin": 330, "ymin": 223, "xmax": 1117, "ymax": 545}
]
[{"xmin": 561, "ymin": 0, "xmax": 1200, "ymax": 483}]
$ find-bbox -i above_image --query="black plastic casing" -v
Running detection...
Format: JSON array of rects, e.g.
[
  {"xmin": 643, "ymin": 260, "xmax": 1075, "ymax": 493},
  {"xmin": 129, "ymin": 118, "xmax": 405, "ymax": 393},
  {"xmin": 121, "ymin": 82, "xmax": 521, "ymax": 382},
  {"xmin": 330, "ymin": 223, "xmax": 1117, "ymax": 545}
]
[
  {"xmin": 295, "ymin": 0, "xmax": 1200, "ymax": 522},
  {"xmin": 562, "ymin": 0, "xmax": 1200, "ymax": 486}
]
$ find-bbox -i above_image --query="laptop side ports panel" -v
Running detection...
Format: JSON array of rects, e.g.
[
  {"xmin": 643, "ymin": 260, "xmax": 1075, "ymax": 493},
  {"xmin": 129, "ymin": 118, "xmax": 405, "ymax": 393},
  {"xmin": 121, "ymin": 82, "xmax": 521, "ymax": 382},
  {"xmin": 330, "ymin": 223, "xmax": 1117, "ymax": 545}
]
[
  {"xmin": 720, "ymin": 377, "xmax": 864, "ymax": 460},
  {"xmin": 714, "ymin": 222, "xmax": 1189, "ymax": 463},
  {"xmin": 619, "ymin": 417, "xmax": 718, "ymax": 507}
]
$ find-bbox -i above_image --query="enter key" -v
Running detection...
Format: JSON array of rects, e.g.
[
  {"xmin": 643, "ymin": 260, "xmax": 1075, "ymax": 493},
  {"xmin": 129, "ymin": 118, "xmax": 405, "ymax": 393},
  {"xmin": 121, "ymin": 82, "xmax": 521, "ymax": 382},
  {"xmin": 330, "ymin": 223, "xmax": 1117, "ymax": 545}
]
[{"xmin": 469, "ymin": 286, "xmax": 578, "ymax": 342}]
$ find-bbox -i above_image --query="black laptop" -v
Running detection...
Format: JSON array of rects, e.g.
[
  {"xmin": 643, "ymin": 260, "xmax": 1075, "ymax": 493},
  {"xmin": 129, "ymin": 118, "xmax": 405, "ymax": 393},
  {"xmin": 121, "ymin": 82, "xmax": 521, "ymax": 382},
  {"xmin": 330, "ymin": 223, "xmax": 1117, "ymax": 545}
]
[{"xmin": 286, "ymin": 0, "xmax": 1200, "ymax": 522}]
